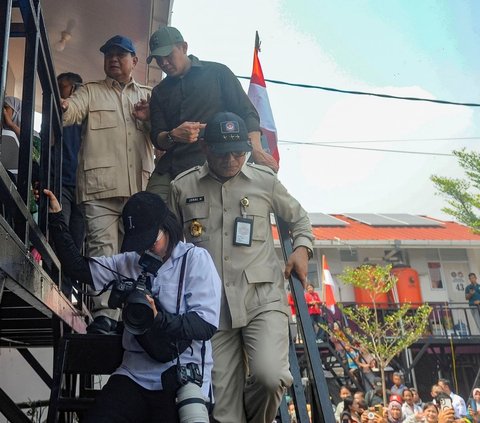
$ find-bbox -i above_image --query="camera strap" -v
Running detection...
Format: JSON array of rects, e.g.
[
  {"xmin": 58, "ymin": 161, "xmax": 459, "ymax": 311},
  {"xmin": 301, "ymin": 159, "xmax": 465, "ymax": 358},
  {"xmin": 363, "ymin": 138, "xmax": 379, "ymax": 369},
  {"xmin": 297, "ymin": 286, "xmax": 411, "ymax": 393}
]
[{"xmin": 174, "ymin": 247, "xmax": 206, "ymax": 386}]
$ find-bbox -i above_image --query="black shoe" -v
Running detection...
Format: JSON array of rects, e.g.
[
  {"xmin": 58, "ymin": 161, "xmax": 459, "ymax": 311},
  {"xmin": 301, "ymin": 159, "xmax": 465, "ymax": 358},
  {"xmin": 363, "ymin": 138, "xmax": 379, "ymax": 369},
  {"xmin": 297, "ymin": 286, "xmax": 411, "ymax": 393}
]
[{"xmin": 86, "ymin": 316, "xmax": 118, "ymax": 335}]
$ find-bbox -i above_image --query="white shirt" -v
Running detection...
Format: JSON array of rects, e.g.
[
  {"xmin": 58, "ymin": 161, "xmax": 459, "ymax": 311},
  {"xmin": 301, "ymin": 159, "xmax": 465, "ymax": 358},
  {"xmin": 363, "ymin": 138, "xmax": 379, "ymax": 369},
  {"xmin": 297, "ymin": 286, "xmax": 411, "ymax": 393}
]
[
  {"xmin": 89, "ymin": 242, "xmax": 221, "ymax": 397},
  {"xmin": 450, "ymin": 392, "xmax": 467, "ymax": 418}
]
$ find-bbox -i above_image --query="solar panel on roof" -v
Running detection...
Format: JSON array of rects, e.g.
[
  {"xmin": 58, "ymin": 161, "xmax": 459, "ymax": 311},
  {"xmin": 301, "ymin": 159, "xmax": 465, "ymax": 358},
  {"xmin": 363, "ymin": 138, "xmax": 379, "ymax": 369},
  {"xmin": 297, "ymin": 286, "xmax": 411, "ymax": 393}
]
[
  {"xmin": 379, "ymin": 214, "xmax": 443, "ymax": 227},
  {"xmin": 345, "ymin": 213, "xmax": 444, "ymax": 227},
  {"xmin": 344, "ymin": 213, "xmax": 407, "ymax": 226},
  {"xmin": 308, "ymin": 213, "xmax": 348, "ymax": 226}
]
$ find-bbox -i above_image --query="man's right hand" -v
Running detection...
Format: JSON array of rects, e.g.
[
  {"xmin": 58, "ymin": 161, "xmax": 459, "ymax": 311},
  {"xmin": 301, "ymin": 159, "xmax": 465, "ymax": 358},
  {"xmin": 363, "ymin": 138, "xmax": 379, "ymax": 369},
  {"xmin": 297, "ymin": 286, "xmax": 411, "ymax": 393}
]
[
  {"xmin": 60, "ymin": 99, "xmax": 69, "ymax": 111},
  {"xmin": 170, "ymin": 121, "xmax": 206, "ymax": 143}
]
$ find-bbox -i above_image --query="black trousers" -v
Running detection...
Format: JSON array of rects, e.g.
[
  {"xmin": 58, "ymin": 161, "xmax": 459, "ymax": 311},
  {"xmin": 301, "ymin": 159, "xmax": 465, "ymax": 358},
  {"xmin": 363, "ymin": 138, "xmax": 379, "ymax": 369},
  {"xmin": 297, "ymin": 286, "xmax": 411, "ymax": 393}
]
[{"xmin": 82, "ymin": 375, "xmax": 179, "ymax": 423}]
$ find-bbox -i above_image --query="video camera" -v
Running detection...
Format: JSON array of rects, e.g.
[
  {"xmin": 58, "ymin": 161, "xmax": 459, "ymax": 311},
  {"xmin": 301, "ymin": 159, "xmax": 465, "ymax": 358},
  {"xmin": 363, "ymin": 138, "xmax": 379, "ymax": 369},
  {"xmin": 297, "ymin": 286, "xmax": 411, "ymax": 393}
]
[{"xmin": 108, "ymin": 250, "xmax": 163, "ymax": 335}]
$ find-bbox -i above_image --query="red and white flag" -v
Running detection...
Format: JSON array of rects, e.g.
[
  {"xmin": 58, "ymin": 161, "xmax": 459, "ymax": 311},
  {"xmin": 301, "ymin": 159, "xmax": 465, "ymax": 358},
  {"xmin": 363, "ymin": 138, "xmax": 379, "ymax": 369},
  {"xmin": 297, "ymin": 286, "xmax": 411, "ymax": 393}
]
[
  {"xmin": 322, "ymin": 255, "xmax": 337, "ymax": 312},
  {"xmin": 247, "ymin": 32, "xmax": 280, "ymax": 166}
]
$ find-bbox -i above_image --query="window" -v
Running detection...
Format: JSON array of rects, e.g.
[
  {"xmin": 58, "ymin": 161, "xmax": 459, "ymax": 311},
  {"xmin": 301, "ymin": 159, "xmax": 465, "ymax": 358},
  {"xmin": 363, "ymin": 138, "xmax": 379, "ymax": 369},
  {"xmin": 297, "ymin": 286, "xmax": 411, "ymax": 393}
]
[{"xmin": 428, "ymin": 262, "xmax": 444, "ymax": 290}]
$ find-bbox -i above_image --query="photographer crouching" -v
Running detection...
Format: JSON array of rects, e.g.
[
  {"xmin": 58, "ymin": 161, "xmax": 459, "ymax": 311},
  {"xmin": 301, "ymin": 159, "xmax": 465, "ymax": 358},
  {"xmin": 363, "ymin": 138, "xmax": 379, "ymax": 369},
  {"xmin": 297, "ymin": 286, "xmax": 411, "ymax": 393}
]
[{"xmin": 44, "ymin": 189, "xmax": 221, "ymax": 423}]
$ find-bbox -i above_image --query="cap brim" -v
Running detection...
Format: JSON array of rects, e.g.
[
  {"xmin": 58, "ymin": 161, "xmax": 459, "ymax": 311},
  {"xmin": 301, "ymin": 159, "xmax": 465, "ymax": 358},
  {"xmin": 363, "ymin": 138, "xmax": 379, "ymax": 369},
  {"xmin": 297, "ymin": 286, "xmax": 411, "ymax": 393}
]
[
  {"xmin": 100, "ymin": 43, "xmax": 135, "ymax": 55},
  {"xmin": 207, "ymin": 141, "xmax": 252, "ymax": 155},
  {"xmin": 146, "ymin": 45, "xmax": 174, "ymax": 64},
  {"xmin": 121, "ymin": 228, "xmax": 158, "ymax": 253}
]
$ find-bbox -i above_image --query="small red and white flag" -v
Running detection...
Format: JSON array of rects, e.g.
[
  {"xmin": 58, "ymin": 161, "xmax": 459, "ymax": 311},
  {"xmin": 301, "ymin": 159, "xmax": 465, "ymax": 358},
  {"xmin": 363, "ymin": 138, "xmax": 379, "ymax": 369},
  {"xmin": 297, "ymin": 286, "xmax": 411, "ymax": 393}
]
[
  {"xmin": 322, "ymin": 255, "xmax": 337, "ymax": 312},
  {"xmin": 247, "ymin": 32, "xmax": 280, "ymax": 166}
]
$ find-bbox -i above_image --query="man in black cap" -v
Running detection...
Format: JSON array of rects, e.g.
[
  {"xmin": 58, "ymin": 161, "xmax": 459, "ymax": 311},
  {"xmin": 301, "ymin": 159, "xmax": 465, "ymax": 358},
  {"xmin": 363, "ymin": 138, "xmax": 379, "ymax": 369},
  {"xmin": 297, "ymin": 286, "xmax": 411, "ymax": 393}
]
[
  {"xmin": 144, "ymin": 26, "xmax": 278, "ymax": 201},
  {"xmin": 61, "ymin": 35, "xmax": 154, "ymax": 333},
  {"xmin": 168, "ymin": 111, "xmax": 313, "ymax": 423}
]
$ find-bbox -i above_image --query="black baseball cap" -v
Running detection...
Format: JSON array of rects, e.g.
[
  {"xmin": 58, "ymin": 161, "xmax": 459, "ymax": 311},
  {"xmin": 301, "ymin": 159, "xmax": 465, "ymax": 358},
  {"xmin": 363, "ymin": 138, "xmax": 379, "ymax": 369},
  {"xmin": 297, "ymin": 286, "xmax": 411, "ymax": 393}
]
[
  {"xmin": 100, "ymin": 35, "xmax": 136, "ymax": 55},
  {"xmin": 204, "ymin": 112, "xmax": 252, "ymax": 154},
  {"xmin": 121, "ymin": 192, "xmax": 168, "ymax": 253}
]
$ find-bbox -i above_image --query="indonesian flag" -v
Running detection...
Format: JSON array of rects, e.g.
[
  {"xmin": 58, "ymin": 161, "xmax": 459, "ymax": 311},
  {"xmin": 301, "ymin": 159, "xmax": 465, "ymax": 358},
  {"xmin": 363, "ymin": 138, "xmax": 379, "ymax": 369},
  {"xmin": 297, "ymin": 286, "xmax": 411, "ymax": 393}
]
[
  {"xmin": 322, "ymin": 255, "xmax": 337, "ymax": 312},
  {"xmin": 247, "ymin": 32, "xmax": 280, "ymax": 165}
]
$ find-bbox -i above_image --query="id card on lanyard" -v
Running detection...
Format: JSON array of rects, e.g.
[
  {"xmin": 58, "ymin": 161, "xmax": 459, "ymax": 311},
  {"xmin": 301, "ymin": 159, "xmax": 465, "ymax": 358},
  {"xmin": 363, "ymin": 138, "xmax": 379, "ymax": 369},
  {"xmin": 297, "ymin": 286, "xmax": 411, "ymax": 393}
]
[{"xmin": 234, "ymin": 196, "xmax": 253, "ymax": 247}]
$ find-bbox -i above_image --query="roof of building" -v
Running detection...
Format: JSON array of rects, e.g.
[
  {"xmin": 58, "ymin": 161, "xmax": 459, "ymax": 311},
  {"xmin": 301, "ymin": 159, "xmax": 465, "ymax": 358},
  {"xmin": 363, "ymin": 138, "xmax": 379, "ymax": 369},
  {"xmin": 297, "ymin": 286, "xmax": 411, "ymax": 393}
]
[{"xmin": 272, "ymin": 213, "xmax": 480, "ymax": 244}]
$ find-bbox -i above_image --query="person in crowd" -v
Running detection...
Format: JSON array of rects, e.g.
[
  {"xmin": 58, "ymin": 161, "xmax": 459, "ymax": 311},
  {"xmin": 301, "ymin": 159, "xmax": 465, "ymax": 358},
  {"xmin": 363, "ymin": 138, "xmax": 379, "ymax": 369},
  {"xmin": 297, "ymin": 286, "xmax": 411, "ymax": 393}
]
[
  {"xmin": 431, "ymin": 384, "xmax": 443, "ymax": 401},
  {"xmin": 286, "ymin": 287, "xmax": 300, "ymax": 343},
  {"xmin": 61, "ymin": 35, "xmax": 154, "ymax": 333},
  {"xmin": 341, "ymin": 396, "xmax": 361, "ymax": 423},
  {"xmin": 44, "ymin": 188, "xmax": 221, "ymax": 422},
  {"xmin": 56, "ymin": 72, "xmax": 85, "ymax": 297},
  {"xmin": 304, "ymin": 283, "xmax": 325, "ymax": 341},
  {"xmin": 336, "ymin": 386, "xmax": 354, "ymax": 423},
  {"xmin": 470, "ymin": 388, "xmax": 480, "ymax": 422},
  {"xmin": 386, "ymin": 398, "xmax": 404, "ymax": 423},
  {"xmin": 345, "ymin": 344, "xmax": 362, "ymax": 388},
  {"xmin": 437, "ymin": 378, "xmax": 467, "ymax": 419},
  {"xmin": 144, "ymin": 26, "xmax": 278, "ymax": 200},
  {"xmin": 411, "ymin": 388, "xmax": 424, "ymax": 409},
  {"xmin": 465, "ymin": 273, "xmax": 480, "ymax": 332},
  {"xmin": 2, "ymin": 96, "xmax": 40, "ymax": 214},
  {"xmin": 366, "ymin": 377, "xmax": 385, "ymax": 407},
  {"xmin": 390, "ymin": 372, "xmax": 407, "ymax": 396},
  {"xmin": 168, "ymin": 111, "xmax": 314, "ymax": 423},
  {"xmin": 3, "ymin": 96, "xmax": 21, "ymax": 138},
  {"xmin": 356, "ymin": 346, "xmax": 376, "ymax": 391},
  {"xmin": 402, "ymin": 388, "xmax": 423, "ymax": 418},
  {"xmin": 403, "ymin": 402, "xmax": 456, "ymax": 423}
]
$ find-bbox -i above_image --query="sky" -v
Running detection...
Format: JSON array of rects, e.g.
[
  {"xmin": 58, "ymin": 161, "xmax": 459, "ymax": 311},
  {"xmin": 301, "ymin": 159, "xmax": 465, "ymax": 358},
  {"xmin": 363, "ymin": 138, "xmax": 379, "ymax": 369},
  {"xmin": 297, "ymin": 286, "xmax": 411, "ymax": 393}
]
[{"xmin": 170, "ymin": 0, "xmax": 480, "ymax": 220}]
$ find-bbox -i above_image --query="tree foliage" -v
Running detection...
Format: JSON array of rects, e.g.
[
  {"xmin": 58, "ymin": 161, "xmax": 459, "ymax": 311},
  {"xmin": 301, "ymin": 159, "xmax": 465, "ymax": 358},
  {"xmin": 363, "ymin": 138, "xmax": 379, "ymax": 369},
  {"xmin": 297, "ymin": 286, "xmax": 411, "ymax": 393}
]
[
  {"xmin": 325, "ymin": 264, "xmax": 432, "ymax": 405},
  {"xmin": 431, "ymin": 149, "xmax": 480, "ymax": 232}
]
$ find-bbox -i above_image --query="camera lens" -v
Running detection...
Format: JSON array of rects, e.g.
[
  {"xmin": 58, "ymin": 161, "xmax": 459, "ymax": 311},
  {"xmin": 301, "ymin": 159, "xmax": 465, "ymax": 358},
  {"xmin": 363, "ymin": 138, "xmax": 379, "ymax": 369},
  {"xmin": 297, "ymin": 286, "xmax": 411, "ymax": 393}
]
[
  {"xmin": 176, "ymin": 383, "xmax": 209, "ymax": 423},
  {"xmin": 123, "ymin": 291, "xmax": 154, "ymax": 335}
]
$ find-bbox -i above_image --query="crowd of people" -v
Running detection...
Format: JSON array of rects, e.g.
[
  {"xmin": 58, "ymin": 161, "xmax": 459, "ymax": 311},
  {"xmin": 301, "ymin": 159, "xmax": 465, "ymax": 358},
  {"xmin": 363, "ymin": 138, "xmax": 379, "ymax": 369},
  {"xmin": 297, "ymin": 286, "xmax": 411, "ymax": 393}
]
[{"xmin": 328, "ymin": 375, "xmax": 480, "ymax": 423}]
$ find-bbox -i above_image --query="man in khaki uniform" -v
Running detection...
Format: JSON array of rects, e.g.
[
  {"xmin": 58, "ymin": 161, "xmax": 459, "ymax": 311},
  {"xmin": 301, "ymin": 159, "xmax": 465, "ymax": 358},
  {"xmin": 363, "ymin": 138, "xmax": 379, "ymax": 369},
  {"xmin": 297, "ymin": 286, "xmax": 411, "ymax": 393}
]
[
  {"xmin": 62, "ymin": 35, "xmax": 153, "ymax": 333},
  {"xmin": 168, "ymin": 112, "xmax": 313, "ymax": 423}
]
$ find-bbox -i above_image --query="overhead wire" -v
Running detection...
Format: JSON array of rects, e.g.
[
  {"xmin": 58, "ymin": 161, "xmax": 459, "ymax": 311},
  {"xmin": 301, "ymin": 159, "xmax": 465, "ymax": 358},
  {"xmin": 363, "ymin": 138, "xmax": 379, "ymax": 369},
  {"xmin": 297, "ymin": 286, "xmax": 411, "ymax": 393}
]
[
  {"xmin": 278, "ymin": 139, "xmax": 454, "ymax": 156},
  {"xmin": 237, "ymin": 76, "xmax": 480, "ymax": 108}
]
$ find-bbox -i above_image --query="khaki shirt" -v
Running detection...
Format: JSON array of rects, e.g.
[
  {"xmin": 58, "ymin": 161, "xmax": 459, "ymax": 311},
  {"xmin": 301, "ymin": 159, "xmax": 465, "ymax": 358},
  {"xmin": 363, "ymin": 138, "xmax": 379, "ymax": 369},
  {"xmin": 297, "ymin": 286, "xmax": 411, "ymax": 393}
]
[
  {"xmin": 63, "ymin": 77, "xmax": 154, "ymax": 202},
  {"xmin": 169, "ymin": 162, "xmax": 314, "ymax": 330}
]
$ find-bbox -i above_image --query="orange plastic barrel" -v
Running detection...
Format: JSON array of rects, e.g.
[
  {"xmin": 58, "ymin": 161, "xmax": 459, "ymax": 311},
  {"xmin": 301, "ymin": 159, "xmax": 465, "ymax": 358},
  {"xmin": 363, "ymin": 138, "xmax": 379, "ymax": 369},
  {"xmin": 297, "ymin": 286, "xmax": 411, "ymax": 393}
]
[
  {"xmin": 354, "ymin": 287, "xmax": 389, "ymax": 308},
  {"xmin": 391, "ymin": 267, "xmax": 423, "ymax": 308}
]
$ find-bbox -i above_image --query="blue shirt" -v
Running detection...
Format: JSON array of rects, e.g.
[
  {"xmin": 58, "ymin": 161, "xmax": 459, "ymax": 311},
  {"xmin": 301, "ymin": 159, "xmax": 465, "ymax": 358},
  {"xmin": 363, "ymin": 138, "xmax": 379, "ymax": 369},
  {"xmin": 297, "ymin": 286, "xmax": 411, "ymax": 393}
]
[
  {"xmin": 61, "ymin": 124, "xmax": 82, "ymax": 186},
  {"xmin": 89, "ymin": 242, "xmax": 221, "ymax": 396},
  {"xmin": 465, "ymin": 283, "xmax": 480, "ymax": 306}
]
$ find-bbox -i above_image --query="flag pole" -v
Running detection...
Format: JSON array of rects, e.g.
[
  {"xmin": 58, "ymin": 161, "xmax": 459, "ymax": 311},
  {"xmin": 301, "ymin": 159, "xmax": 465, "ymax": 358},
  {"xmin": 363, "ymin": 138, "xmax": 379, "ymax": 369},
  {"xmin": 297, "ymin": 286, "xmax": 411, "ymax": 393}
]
[
  {"xmin": 255, "ymin": 30, "xmax": 260, "ymax": 51},
  {"xmin": 321, "ymin": 255, "xmax": 326, "ymax": 304}
]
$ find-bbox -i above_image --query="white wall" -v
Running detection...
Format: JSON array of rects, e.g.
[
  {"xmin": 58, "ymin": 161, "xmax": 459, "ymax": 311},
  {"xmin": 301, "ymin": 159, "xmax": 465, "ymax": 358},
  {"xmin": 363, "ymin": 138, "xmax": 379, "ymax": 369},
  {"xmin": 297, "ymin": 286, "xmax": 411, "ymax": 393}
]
[{"xmin": 0, "ymin": 347, "xmax": 52, "ymax": 422}]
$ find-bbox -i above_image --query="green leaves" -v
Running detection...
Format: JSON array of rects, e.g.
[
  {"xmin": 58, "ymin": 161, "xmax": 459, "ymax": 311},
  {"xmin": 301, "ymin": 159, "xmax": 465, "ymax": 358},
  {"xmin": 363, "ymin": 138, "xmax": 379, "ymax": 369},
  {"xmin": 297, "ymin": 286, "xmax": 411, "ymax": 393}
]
[
  {"xmin": 431, "ymin": 149, "xmax": 480, "ymax": 233},
  {"xmin": 326, "ymin": 264, "xmax": 432, "ymax": 405}
]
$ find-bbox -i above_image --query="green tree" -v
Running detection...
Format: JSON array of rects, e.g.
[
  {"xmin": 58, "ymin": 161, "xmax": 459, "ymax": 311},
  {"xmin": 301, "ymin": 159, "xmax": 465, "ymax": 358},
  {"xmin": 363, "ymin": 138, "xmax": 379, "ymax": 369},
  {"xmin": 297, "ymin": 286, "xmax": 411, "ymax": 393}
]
[
  {"xmin": 326, "ymin": 265, "xmax": 431, "ymax": 406},
  {"xmin": 431, "ymin": 149, "xmax": 480, "ymax": 232}
]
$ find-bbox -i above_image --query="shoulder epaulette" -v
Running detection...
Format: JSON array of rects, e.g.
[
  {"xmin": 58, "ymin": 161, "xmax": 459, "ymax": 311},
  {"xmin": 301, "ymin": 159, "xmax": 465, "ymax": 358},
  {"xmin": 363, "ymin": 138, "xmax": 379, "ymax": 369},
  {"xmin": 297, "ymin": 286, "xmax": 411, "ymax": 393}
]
[
  {"xmin": 246, "ymin": 162, "xmax": 276, "ymax": 176},
  {"xmin": 174, "ymin": 166, "xmax": 202, "ymax": 181}
]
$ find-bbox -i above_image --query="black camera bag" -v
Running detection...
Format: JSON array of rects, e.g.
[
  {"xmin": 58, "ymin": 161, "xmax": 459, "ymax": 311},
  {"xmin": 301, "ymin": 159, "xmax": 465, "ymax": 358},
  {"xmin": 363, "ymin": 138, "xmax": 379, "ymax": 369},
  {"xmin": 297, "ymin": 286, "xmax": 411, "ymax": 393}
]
[{"xmin": 135, "ymin": 249, "xmax": 192, "ymax": 363}]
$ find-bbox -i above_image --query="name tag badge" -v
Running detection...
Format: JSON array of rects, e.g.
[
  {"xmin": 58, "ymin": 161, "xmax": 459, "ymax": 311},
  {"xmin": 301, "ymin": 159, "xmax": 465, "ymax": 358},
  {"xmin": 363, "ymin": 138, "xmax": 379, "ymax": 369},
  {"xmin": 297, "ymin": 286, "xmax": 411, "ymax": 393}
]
[{"xmin": 234, "ymin": 217, "xmax": 253, "ymax": 247}]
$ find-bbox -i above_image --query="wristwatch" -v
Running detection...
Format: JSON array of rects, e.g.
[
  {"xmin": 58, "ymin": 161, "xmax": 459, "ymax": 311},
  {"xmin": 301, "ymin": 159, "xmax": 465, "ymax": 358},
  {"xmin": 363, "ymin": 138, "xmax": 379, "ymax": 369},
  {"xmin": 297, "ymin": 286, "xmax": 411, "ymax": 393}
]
[
  {"xmin": 166, "ymin": 131, "xmax": 175, "ymax": 144},
  {"xmin": 296, "ymin": 246, "xmax": 313, "ymax": 260}
]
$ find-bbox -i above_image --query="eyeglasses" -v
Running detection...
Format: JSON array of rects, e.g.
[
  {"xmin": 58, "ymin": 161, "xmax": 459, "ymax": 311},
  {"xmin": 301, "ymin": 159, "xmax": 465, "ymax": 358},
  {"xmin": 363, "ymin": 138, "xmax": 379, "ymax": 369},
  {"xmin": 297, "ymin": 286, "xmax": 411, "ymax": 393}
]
[{"xmin": 210, "ymin": 151, "xmax": 247, "ymax": 158}]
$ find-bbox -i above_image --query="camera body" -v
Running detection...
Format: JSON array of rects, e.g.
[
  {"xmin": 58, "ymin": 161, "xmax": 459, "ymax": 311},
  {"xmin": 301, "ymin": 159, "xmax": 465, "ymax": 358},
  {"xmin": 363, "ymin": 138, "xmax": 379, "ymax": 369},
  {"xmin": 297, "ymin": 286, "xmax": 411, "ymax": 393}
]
[
  {"xmin": 108, "ymin": 250, "xmax": 163, "ymax": 335},
  {"xmin": 177, "ymin": 363, "xmax": 203, "ymax": 387},
  {"xmin": 108, "ymin": 278, "xmax": 138, "ymax": 309},
  {"xmin": 175, "ymin": 363, "xmax": 208, "ymax": 423}
]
